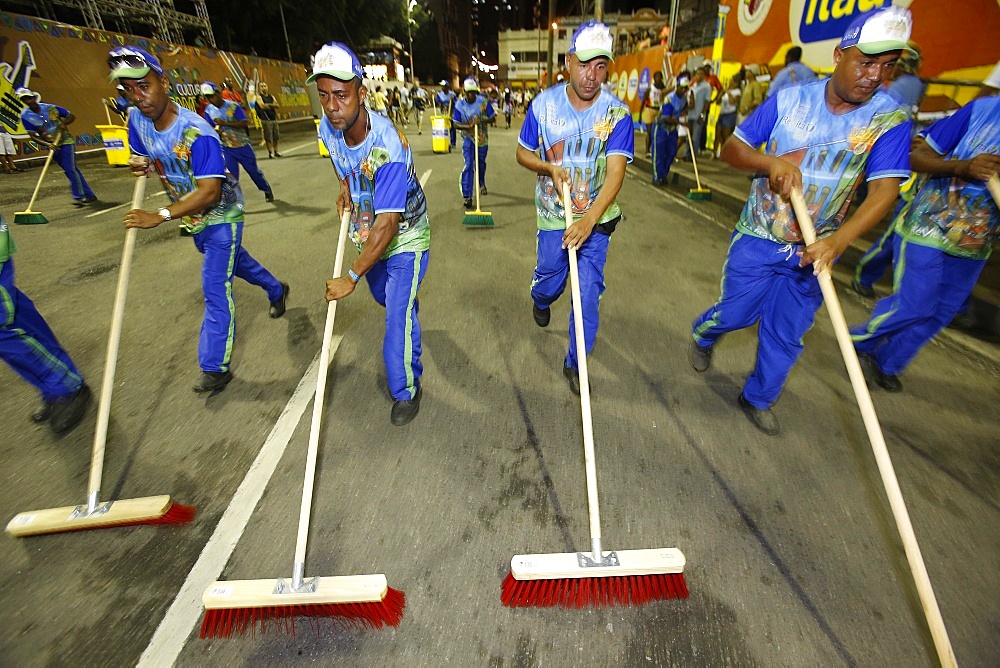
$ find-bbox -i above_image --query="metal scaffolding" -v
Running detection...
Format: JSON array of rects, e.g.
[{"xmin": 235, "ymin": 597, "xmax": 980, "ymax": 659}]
[{"xmin": 7, "ymin": 0, "xmax": 217, "ymax": 47}]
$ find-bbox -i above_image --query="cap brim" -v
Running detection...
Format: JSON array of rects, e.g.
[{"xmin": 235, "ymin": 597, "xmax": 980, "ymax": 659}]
[
  {"xmin": 853, "ymin": 41, "xmax": 915, "ymax": 56},
  {"xmin": 572, "ymin": 49, "xmax": 613, "ymax": 62},
  {"xmin": 306, "ymin": 70, "xmax": 357, "ymax": 84},
  {"xmin": 109, "ymin": 66, "xmax": 151, "ymax": 82}
]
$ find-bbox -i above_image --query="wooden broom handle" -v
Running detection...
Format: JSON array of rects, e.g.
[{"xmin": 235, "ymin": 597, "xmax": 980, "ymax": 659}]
[
  {"xmin": 684, "ymin": 129, "xmax": 704, "ymax": 191},
  {"xmin": 293, "ymin": 209, "xmax": 351, "ymax": 586},
  {"xmin": 24, "ymin": 150, "xmax": 56, "ymax": 214},
  {"xmin": 789, "ymin": 188, "xmax": 956, "ymax": 668},
  {"xmin": 562, "ymin": 182, "xmax": 604, "ymax": 560},
  {"xmin": 87, "ymin": 175, "xmax": 147, "ymax": 511},
  {"xmin": 473, "ymin": 123, "xmax": 481, "ymax": 211},
  {"xmin": 987, "ymin": 173, "xmax": 1000, "ymax": 207}
]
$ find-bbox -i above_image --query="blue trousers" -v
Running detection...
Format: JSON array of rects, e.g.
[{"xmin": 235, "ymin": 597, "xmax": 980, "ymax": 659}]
[
  {"xmin": 854, "ymin": 223, "xmax": 895, "ymax": 289},
  {"xmin": 461, "ymin": 139, "xmax": 487, "ymax": 198},
  {"xmin": 53, "ymin": 144, "xmax": 95, "ymax": 200},
  {"xmin": 651, "ymin": 125, "xmax": 678, "ymax": 184},
  {"xmin": 0, "ymin": 258, "xmax": 84, "ymax": 401},
  {"xmin": 192, "ymin": 222, "xmax": 283, "ymax": 373},
  {"xmin": 851, "ymin": 233, "xmax": 985, "ymax": 375},
  {"xmin": 531, "ymin": 229, "xmax": 610, "ymax": 370},
  {"xmin": 364, "ymin": 250, "xmax": 428, "ymax": 401},
  {"xmin": 692, "ymin": 232, "xmax": 823, "ymax": 408},
  {"xmin": 222, "ymin": 144, "xmax": 271, "ymax": 194}
]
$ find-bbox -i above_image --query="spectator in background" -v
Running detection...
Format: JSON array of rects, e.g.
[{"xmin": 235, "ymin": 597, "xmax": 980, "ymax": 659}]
[
  {"xmin": 371, "ymin": 85, "xmax": 388, "ymax": 117},
  {"xmin": 1, "ymin": 128, "xmax": 22, "ymax": 173},
  {"xmin": 683, "ymin": 68, "xmax": 711, "ymax": 161},
  {"xmin": 256, "ymin": 82, "xmax": 281, "ymax": 158},
  {"xmin": 713, "ymin": 76, "xmax": 741, "ymax": 159},
  {"xmin": 767, "ymin": 46, "xmax": 817, "ymax": 98},
  {"xmin": 641, "ymin": 71, "xmax": 666, "ymax": 157},
  {"xmin": 399, "ymin": 84, "xmax": 410, "ymax": 126},
  {"xmin": 221, "ymin": 78, "xmax": 244, "ymax": 105},
  {"xmin": 411, "ymin": 83, "xmax": 427, "ymax": 134},
  {"xmin": 738, "ymin": 64, "xmax": 765, "ymax": 122}
]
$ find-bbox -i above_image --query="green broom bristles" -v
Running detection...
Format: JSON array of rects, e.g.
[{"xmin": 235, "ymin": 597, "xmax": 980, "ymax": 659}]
[
  {"xmin": 687, "ymin": 188, "xmax": 712, "ymax": 201},
  {"xmin": 462, "ymin": 210, "xmax": 494, "ymax": 226},
  {"xmin": 13, "ymin": 211, "xmax": 48, "ymax": 225}
]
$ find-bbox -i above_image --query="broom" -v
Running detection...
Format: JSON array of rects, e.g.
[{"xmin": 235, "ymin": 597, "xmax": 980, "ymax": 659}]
[
  {"xmin": 6, "ymin": 175, "xmax": 196, "ymax": 537},
  {"xmin": 13, "ymin": 148, "xmax": 56, "ymax": 225},
  {"xmin": 200, "ymin": 210, "xmax": 404, "ymax": 637},
  {"xmin": 502, "ymin": 182, "xmax": 688, "ymax": 608},
  {"xmin": 788, "ymin": 187, "xmax": 956, "ymax": 667},
  {"xmin": 987, "ymin": 173, "xmax": 1000, "ymax": 208},
  {"xmin": 683, "ymin": 126, "xmax": 711, "ymax": 201},
  {"xmin": 462, "ymin": 122, "xmax": 494, "ymax": 226}
]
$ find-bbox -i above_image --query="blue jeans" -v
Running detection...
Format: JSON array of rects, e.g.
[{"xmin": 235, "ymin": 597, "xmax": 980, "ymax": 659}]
[
  {"xmin": 192, "ymin": 222, "xmax": 283, "ymax": 372},
  {"xmin": 851, "ymin": 233, "xmax": 985, "ymax": 375},
  {"xmin": 0, "ymin": 258, "xmax": 84, "ymax": 401},
  {"xmin": 364, "ymin": 250, "xmax": 429, "ymax": 401},
  {"xmin": 223, "ymin": 144, "xmax": 271, "ymax": 193},
  {"xmin": 692, "ymin": 232, "xmax": 823, "ymax": 408},
  {"xmin": 531, "ymin": 228, "xmax": 611, "ymax": 370}
]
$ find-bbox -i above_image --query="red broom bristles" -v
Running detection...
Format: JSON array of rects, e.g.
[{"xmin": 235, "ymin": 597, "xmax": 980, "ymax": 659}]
[
  {"xmin": 200, "ymin": 587, "xmax": 405, "ymax": 638},
  {"xmin": 501, "ymin": 572, "xmax": 688, "ymax": 608}
]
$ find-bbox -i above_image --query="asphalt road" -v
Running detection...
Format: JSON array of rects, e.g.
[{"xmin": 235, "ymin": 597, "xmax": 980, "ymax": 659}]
[{"xmin": 1, "ymin": 118, "xmax": 998, "ymax": 666}]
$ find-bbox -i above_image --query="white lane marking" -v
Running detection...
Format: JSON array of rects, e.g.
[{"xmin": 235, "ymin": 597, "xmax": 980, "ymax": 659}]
[
  {"xmin": 84, "ymin": 191, "xmax": 165, "ymax": 218},
  {"xmin": 626, "ymin": 166, "xmax": 727, "ymax": 231},
  {"xmin": 420, "ymin": 169, "xmax": 431, "ymax": 187},
  {"xmin": 136, "ymin": 342, "xmax": 339, "ymax": 668},
  {"xmin": 280, "ymin": 139, "xmax": 318, "ymax": 156}
]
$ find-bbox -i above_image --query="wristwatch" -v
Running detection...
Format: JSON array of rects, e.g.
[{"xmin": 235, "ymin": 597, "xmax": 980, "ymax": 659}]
[{"xmin": 158, "ymin": 207, "xmax": 172, "ymax": 222}]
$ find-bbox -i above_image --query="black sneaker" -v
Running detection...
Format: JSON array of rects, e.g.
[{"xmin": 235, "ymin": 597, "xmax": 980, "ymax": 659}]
[
  {"xmin": 391, "ymin": 387, "xmax": 422, "ymax": 426},
  {"xmin": 563, "ymin": 365, "xmax": 591, "ymax": 396},
  {"xmin": 265, "ymin": 190, "xmax": 274, "ymax": 203},
  {"xmin": 32, "ymin": 402, "xmax": 53, "ymax": 423},
  {"xmin": 858, "ymin": 352, "xmax": 902, "ymax": 392},
  {"xmin": 81, "ymin": 195, "xmax": 98, "ymax": 204},
  {"xmin": 480, "ymin": 185, "xmax": 488, "ymax": 196},
  {"xmin": 49, "ymin": 384, "xmax": 92, "ymax": 434},
  {"xmin": 463, "ymin": 197, "xmax": 473, "ymax": 209},
  {"xmin": 737, "ymin": 393, "xmax": 780, "ymax": 436},
  {"xmin": 689, "ymin": 340, "xmax": 713, "ymax": 372},
  {"xmin": 273, "ymin": 152, "xmax": 283, "ymax": 158},
  {"xmin": 851, "ymin": 279, "xmax": 875, "ymax": 298},
  {"xmin": 532, "ymin": 303, "xmax": 550, "ymax": 327},
  {"xmin": 269, "ymin": 282, "xmax": 289, "ymax": 318},
  {"xmin": 193, "ymin": 370, "xmax": 233, "ymax": 393},
  {"xmin": 268, "ymin": 152, "xmax": 274, "ymax": 159}
]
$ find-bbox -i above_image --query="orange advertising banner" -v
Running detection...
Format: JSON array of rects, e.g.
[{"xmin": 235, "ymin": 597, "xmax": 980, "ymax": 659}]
[{"xmin": 0, "ymin": 10, "xmax": 310, "ymax": 159}]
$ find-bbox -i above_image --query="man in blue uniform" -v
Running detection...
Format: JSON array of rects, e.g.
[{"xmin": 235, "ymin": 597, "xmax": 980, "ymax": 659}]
[
  {"xmin": 109, "ymin": 46, "xmax": 288, "ymax": 393},
  {"xmin": 435, "ymin": 80, "xmax": 458, "ymax": 149},
  {"xmin": 1, "ymin": 213, "xmax": 91, "ymax": 433},
  {"xmin": 516, "ymin": 20, "xmax": 633, "ymax": 395},
  {"xmin": 201, "ymin": 82, "xmax": 274, "ymax": 202},
  {"xmin": 851, "ymin": 93, "xmax": 1000, "ymax": 392},
  {"xmin": 690, "ymin": 7, "xmax": 915, "ymax": 435},
  {"xmin": 452, "ymin": 77, "xmax": 496, "ymax": 209},
  {"xmin": 18, "ymin": 88, "xmax": 97, "ymax": 206},
  {"xmin": 312, "ymin": 42, "xmax": 431, "ymax": 426}
]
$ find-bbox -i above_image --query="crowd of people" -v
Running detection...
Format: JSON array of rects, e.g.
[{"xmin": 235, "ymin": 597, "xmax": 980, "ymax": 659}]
[{"xmin": 2, "ymin": 8, "xmax": 997, "ymax": 440}]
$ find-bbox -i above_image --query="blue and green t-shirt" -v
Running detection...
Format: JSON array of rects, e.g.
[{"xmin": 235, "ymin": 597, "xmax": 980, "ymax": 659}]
[
  {"xmin": 453, "ymin": 94, "xmax": 496, "ymax": 144},
  {"xmin": 518, "ymin": 84, "xmax": 634, "ymax": 231},
  {"xmin": 318, "ymin": 111, "xmax": 430, "ymax": 257},
  {"xmin": 20, "ymin": 103, "xmax": 73, "ymax": 145},
  {"xmin": 734, "ymin": 80, "xmax": 911, "ymax": 244},
  {"xmin": 128, "ymin": 104, "xmax": 245, "ymax": 234},
  {"xmin": 203, "ymin": 100, "xmax": 251, "ymax": 149},
  {"xmin": 896, "ymin": 96, "xmax": 1000, "ymax": 260}
]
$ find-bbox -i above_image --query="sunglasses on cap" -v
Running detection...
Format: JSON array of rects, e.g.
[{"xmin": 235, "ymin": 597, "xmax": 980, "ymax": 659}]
[{"xmin": 108, "ymin": 49, "xmax": 164, "ymax": 77}]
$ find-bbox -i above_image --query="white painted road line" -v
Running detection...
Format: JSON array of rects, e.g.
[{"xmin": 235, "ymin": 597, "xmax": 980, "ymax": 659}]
[
  {"xmin": 136, "ymin": 342, "xmax": 340, "ymax": 668},
  {"xmin": 84, "ymin": 190, "xmax": 165, "ymax": 218}
]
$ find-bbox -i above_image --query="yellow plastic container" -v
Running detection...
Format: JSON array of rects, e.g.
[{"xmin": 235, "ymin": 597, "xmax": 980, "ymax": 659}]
[
  {"xmin": 96, "ymin": 125, "xmax": 130, "ymax": 166},
  {"xmin": 431, "ymin": 115, "xmax": 451, "ymax": 154},
  {"xmin": 316, "ymin": 119, "xmax": 329, "ymax": 157}
]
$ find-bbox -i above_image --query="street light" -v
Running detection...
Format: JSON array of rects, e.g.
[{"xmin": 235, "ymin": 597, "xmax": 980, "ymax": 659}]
[{"xmin": 406, "ymin": 0, "xmax": 417, "ymax": 84}]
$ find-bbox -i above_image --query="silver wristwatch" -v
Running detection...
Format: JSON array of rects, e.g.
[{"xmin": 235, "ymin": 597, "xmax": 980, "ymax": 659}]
[{"xmin": 158, "ymin": 207, "xmax": 172, "ymax": 221}]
